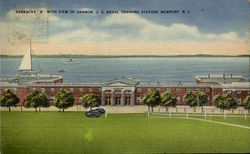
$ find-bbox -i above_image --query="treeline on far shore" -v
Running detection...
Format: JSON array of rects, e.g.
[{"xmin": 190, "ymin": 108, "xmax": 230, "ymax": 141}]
[{"xmin": 0, "ymin": 54, "xmax": 249, "ymax": 58}]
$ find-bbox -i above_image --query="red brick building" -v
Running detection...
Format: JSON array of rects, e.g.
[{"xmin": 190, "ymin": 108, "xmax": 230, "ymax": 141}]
[{"xmin": 0, "ymin": 74, "xmax": 249, "ymax": 107}]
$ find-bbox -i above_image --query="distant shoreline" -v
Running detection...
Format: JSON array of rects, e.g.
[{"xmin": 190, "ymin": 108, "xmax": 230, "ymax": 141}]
[{"xmin": 0, "ymin": 54, "xmax": 249, "ymax": 58}]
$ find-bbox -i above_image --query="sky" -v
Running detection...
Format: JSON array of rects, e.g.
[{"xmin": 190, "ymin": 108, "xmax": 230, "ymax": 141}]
[{"xmin": 0, "ymin": 0, "xmax": 249, "ymax": 55}]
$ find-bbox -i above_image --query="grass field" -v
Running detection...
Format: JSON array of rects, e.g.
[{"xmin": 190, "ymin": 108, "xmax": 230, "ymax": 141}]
[{"xmin": 1, "ymin": 112, "xmax": 250, "ymax": 154}]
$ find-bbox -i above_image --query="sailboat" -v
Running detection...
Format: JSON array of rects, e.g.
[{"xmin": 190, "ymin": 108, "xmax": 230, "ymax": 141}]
[
  {"xmin": 62, "ymin": 54, "xmax": 81, "ymax": 65},
  {"xmin": 0, "ymin": 43, "xmax": 63, "ymax": 85},
  {"xmin": 18, "ymin": 43, "xmax": 37, "ymax": 73}
]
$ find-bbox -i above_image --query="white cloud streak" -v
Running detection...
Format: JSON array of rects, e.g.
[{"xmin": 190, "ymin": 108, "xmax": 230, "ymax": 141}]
[
  {"xmin": 0, "ymin": 8, "xmax": 248, "ymax": 55},
  {"xmin": 0, "ymin": 8, "xmax": 244, "ymax": 43}
]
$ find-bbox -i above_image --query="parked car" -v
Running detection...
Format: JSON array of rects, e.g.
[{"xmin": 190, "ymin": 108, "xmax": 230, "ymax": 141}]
[
  {"xmin": 85, "ymin": 110, "xmax": 101, "ymax": 118},
  {"xmin": 93, "ymin": 108, "xmax": 105, "ymax": 114}
]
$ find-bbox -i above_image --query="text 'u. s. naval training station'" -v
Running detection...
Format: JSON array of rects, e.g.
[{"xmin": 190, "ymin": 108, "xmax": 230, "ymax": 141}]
[{"xmin": 15, "ymin": 9, "xmax": 190, "ymax": 15}]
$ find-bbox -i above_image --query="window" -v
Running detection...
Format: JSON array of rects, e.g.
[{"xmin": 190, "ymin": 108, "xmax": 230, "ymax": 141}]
[
  {"xmin": 195, "ymin": 88, "xmax": 200, "ymax": 92},
  {"xmin": 237, "ymin": 90, "xmax": 241, "ymax": 94},
  {"xmin": 105, "ymin": 90, "xmax": 111, "ymax": 94},
  {"xmin": 50, "ymin": 88, "xmax": 55, "ymax": 92},
  {"xmin": 13, "ymin": 88, "xmax": 17, "ymax": 94},
  {"xmin": 79, "ymin": 88, "xmax": 83, "ymax": 92},
  {"xmin": 147, "ymin": 88, "xmax": 151, "ymax": 93},
  {"xmin": 176, "ymin": 88, "xmax": 180, "ymax": 92},
  {"xmin": 115, "ymin": 90, "xmax": 121, "ymax": 94},
  {"xmin": 50, "ymin": 95, "xmax": 54, "ymax": 102},
  {"xmin": 227, "ymin": 90, "xmax": 231, "ymax": 94},
  {"xmin": 238, "ymin": 98, "xmax": 241, "ymax": 105},
  {"xmin": 166, "ymin": 88, "xmax": 170, "ymax": 92},
  {"xmin": 136, "ymin": 96, "xmax": 141, "ymax": 102},
  {"xmin": 176, "ymin": 96, "xmax": 180, "ymax": 101},
  {"xmin": 32, "ymin": 88, "xmax": 36, "ymax": 91},
  {"xmin": 185, "ymin": 88, "xmax": 190, "ymax": 92},
  {"xmin": 205, "ymin": 88, "xmax": 210, "ymax": 92},
  {"xmin": 125, "ymin": 90, "xmax": 131, "ymax": 94},
  {"xmin": 88, "ymin": 88, "xmax": 93, "ymax": 92},
  {"xmin": 79, "ymin": 96, "xmax": 82, "ymax": 103},
  {"xmin": 156, "ymin": 88, "xmax": 160, "ymax": 92},
  {"xmin": 41, "ymin": 88, "xmax": 45, "ymax": 93},
  {"xmin": 98, "ymin": 88, "xmax": 102, "ymax": 92},
  {"xmin": 70, "ymin": 88, "xmax": 74, "ymax": 92},
  {"xmin": 136, "ymin": 88, "xmax": 141, "ymax": 92}
]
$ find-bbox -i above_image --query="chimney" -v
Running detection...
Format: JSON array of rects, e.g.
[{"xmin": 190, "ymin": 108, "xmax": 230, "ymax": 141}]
[
  {"xmin": 223, "ymin": 74, "xmax": 225, "ymax": 79},
  {"xmin": 231, "ymin": 74, "xmax": 233, "ymax": 78},
  {"xmin": 208, "ymin": 74, "xmax": 210, "ymax": 78}
]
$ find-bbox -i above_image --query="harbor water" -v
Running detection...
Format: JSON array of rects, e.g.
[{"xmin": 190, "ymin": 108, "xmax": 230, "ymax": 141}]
[{"xmin": 0, "ymin": 57, "xmax": 249, "ymax": 83}]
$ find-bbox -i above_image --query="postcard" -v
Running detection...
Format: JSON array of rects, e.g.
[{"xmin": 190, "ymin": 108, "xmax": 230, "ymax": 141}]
[{"xmin": 0, "ymin": 0, "xmax": 249, "ymax": 153}]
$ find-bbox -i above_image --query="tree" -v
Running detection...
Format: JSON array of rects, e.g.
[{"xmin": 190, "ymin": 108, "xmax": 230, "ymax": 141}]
[
  {"xmin": 24, "ymin": 90, "xmax": 49, "ymax": 112},
  {"xmin": 161, "ymin": 92, "xmax": 177, "ymax": 112},
  {"xmin": 142, "ymin": 93, "xmax": 151, "ymax": 112},
  {"xmin": 196, "ymin": 92, "xmax": 208, "ymax": 112},
  {"xmin": 213, "ymin": 94, "xmax": 226, "ymax": 113},
  {"xmin": 213, "ymin": 94, "xmax": 237, "ymax": 113},
  {"xmin": 184, "ymin": 92, "xmax": 197, "ymax": 112},
  {"xmin": 142, "ymin": 91, "xmax": 161, "ymax": 112},
  {"xmin": 243, "ymin": 96, "xmax": 250, "ymax": 112},
  {"xmin": 0, "ymin": 89, "xmax": 19, "ymax": 111},
  {"xmin": 82, "ymin": 94, "xmax": 101, "ymax": 110},
  {"xmin": 54, "ymin": 89, "xmax": 75, "ymax": 112},
  {"xmin": 224, "ymin": 96, "xmax": 237, "ymax": 110},
  {"xmin": 40, "ymin": 93, "xmax": 50, "ymax": 110}
]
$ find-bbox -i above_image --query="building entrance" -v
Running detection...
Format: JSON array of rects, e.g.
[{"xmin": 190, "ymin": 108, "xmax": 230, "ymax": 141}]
[
  {"xmin": 115, "ymin": 97, "xmax": 121, "ymax": 105},
  {"xmin": 125, "ymin": 97, "xmax": 131, "ymax": 105},
  {"xmin": 105, "ymin": 97, "xmax": 111, "ymax": 105}
]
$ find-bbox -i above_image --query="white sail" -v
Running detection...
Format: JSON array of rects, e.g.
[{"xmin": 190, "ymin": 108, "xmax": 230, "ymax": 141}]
[{"xmin": 18, "ymin": 43, "xmax": 32, "ymax": 71}]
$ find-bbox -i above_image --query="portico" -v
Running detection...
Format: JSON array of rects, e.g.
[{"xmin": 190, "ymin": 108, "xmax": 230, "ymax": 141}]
[{"xmin": 101, "ymin": 77, "xmax": 139, "ymax": 106}]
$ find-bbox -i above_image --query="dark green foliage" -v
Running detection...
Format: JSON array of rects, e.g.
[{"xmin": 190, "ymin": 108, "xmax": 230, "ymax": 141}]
[
  {"xmin": 82, "ymin": 93, "xmax": 101, "ymax": 110},
  {"xmin": 54, "ymin": 89, "xmax": 75, "ymax": 112},
  {"xmin": 24, "ymin": 90, "xmax": 50, "ymax": 112},
  {"xmin": 196, "ymin": 92, "xmax": 208, "ymax": 106},
  {"xmin": 184, "ymin": 92, "xmax": 197, "ymax": 107},
  {"xmin": 196, "ymin": 92, "xmax": 208, "ymax": 112},
  {"xmin": 213, "ymin": 94, "xmax": 226, "ymax": 108},
  {"xmin": 243, "ymin": 96, "xmax": 250, "ymax": 109},
  {"xmin": 224, "ymin": 96, "xmax": 237, "ymax": 109},
  {"xmin": 142, "ymin": 90, "xmax": 161, "ymax": 112},
  {"xmin": 142, "ymin": 93, "xmax": 151, "ymax": 112},
  {"xmin": 161, "ymin": 92, "xmax": 177, "ymax": 112},
  {"xmin": 213, "ymin": 94, "xmax": 237, "ymax": 112},
  {"xmin": 184, "ymin": 92, "xmax": 197, "ymax": 112},
  {"xmin": 184, "ymin": 92, "xmax": 209, "ymax": 112},
  {"xmin": 0, "ymin": 89, "xmax": 19, "ymax": 111}
]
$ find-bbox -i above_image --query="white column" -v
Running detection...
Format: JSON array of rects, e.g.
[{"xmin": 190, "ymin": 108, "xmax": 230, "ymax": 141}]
[
  {"xmin": 121, "ymin": 90, "xmax": 125, "ymax": 106},
  {"xmin": 131, "ymin": 90, "xmax": 135, "ymax": 106},
  {"xmin": 111, "ymin": 89, "xmax": 115, "ymax": 106},
  {"xmin": 102, "ymin": 90, "xmax": 105, "ymax": 106}
]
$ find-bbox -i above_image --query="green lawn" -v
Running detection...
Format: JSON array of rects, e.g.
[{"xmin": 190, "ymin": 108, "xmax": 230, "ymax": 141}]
[
  {"xmin": 189, "ymin": 114, "xmax": 250, "ymax": 127},
  {"xmin": 1, "ymin": 112, "xmax": 250, "ymax": 154}
]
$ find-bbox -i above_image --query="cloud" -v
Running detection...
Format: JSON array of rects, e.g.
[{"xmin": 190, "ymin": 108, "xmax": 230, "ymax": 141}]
[
  {"xmin": 0, "ymin": 8, "xmax": 248, "ymax": 55},
  {"xmin": 0, "ymin": 8, "xmax": 50, "ymax": 43},
  {"xmin": 217, "ymin": 32, "xmax": 239, "ymax": 40},
  {"xmin": 102, "ymin": 13, "xmax": 242, "ymax": 42},
  {"xmin": 49, "ymin": 27, "xmax": 110, "ymax": 42},
  {"xmin": 80, "ymin": 8, "xmax": 96, "ymax": 12},
  {"xmin": 0, "ymin": 8, "xmax": 244, "ymax": 43}
]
